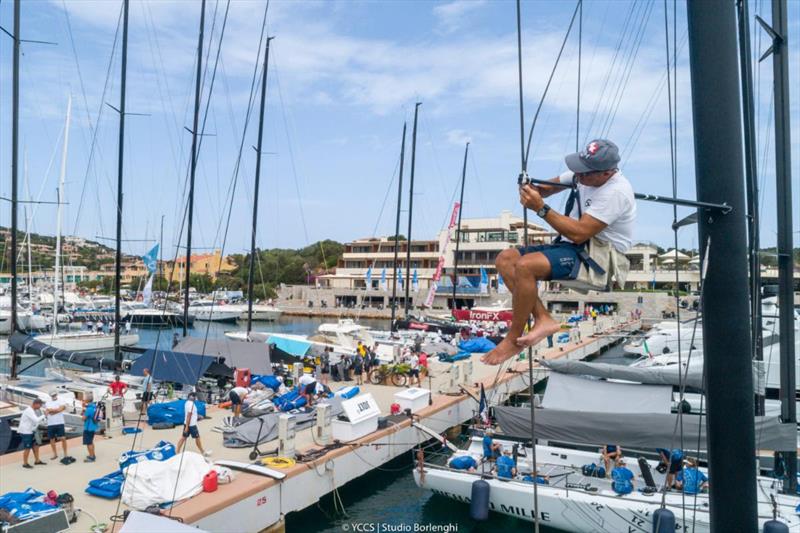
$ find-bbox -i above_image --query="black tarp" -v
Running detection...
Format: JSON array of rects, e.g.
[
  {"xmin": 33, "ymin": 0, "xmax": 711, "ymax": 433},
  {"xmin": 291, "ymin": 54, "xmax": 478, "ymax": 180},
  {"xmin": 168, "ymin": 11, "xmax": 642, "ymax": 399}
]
[
  {"xmin": 494, "ymin": 406, "xmax": 797, "ymax": 452},
  {"xmin": 9, "ymin": 331, "xmax": 122, "ymax": 371},
  {"xmin": 129, "ymin": 348, "xmax": 217, "ymax": 385}
]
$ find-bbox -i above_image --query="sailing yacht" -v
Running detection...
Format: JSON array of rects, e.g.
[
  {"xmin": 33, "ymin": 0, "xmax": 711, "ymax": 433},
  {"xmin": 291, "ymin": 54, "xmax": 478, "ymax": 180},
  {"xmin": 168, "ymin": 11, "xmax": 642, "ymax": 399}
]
[
  {"xmin": 188, "ymin": 299, "xmax": 239, "ymax": 323},
  {"xmin": 228, "ymin": 303, "xmax": 282, "ymax": 322}
]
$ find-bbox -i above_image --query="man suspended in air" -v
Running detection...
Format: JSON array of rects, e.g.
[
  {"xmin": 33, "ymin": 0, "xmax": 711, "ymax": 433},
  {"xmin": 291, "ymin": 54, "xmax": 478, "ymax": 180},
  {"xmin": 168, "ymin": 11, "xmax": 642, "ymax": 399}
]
[{"xmin": 481, "ymin": 139, "xmax": 636, "ymax": 365}]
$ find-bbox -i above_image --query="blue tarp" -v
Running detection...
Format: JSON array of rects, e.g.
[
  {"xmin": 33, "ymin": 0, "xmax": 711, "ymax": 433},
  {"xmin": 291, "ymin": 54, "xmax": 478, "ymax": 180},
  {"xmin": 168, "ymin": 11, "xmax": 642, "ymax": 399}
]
[
  {"xmin": 268, "ymin": 335, "xmax": 311, "ymax": 357},
  {"xmin": 119, "ymin": 440, "xmax": 176, "ymax": 470},
  {"xmin": 458, "ymin": 337, "xmax": 496, "ymax": 355},
  {"xmin": 147, "ymin": 400, "xmax": 207, "ymax": 426},
  {"xmin": 86, "ymin": 471, "xmax": 125, "ymax": 499},
  {"xmin": 87, "ymin": 441, "xmax": 177, "ymax": 499},
  {"xmin": 252, "ymin": 374, "xmax": 282, "ymax": 391},
  {"xmin": 0, "ymin": 488, "xmax": 59, "ymax": 521},
  {"xmin": 438, "ymin": 351, "xmax": 472, "ymax": 363},
  {"xmin": 130, "ymin": 348, "xmax": 217, "ymax": 385},
  {"xmin": 272, "ymin": 389, "xmax": 307, "ymax": 411}
]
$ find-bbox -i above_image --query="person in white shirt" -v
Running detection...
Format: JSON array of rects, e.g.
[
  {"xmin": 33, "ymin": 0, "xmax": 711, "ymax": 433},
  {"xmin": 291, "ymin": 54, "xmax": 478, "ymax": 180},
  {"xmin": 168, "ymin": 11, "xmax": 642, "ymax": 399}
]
[
  {"xmin": 44, "ymin": 390, "xmax": 69, "ymax": 461},
  {"xmin": 298, "ymin": 373, "xmax": 318, "ymax": 406},
  {"xmin": 19, "ymin": 398, "xmax": 46, "ymax": 468},
  {"xmin": 482, "ymin": 139, "xmax": 636, "ymax": 365},
  {"xmin": 176, "ymin": 392, "xmax": 210, "ymax": 457},
  {"xmin": 408, "ymin": 353, "xmax": 421, "ymax": 387},
  {"xmin": 228, "ymin": 386, "xmax": 249, "ymax": 417}
]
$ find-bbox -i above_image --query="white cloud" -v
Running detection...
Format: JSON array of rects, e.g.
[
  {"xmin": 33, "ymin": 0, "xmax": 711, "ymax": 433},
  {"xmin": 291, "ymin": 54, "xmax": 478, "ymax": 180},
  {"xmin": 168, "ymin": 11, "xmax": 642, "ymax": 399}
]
[
  {"xmin": 433, "ymin": 0, "xmax": 487, "ymax": 34},
  {"xmin": 446, "ymin": 129, "xmax": 472, "ymax": 145}
]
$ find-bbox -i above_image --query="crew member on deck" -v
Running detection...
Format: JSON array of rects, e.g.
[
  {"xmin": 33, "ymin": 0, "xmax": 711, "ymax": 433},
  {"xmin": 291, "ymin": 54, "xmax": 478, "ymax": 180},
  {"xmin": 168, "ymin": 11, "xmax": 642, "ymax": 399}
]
[{"xmin": 481, "ymin": 139, "xmax": 636, "ymax": 365}]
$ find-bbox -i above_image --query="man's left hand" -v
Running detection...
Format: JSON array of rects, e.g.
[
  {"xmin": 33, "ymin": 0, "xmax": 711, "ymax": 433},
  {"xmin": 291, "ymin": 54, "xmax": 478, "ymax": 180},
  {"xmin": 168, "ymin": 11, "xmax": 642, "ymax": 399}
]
[{"xmin": 519, "ymin": 184, "xmax": 545, "ymax": 211}]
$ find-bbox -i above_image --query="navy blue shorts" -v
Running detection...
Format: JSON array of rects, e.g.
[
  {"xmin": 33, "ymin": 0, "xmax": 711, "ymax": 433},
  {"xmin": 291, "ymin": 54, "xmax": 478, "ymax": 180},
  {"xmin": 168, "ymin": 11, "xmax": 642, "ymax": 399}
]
[
  {"xmin": 183, "ymin": 425, "xmax": 200, "ymax": 439},
  {"xmin": 229, "ymin": 391, "xmax": 242, "ymax": 405},
  {"xmin": 47, "ymin": 424, "xmax": 65, "ymax": 439},
  {"xmin": 21, "ymin": 434, "xmax": 35, "ymax": 449},
  {"xmin": 82, "ymin": 430, "xmax": 95, "ymax": 445},
  {"xmin": 517, "ymin": 243, "xmax": 581, "ymax": 281}
]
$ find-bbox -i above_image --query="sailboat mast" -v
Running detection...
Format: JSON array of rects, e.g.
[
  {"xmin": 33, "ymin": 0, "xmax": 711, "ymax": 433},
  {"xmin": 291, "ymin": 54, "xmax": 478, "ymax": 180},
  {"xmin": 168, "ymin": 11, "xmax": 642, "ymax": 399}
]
[
  {"xmin": 736, "ymin": 0, "xmax": 764, "ymax": 416},
  {"xmin": 54, "ymin": 96, "xmax": 72, "ymax": 335},
  {"xmin": 768, "ymin": 0, "xmax": 797, "ymax": 494},
  {"xmin": 247, "ymin": 36, "xmax": 274, "ymax": 336},
  {"xmin": 451, "ymin": 142, "xmax": 469, "ymax": 314},
  {"xmin": 389, "ymin": 123, "xmax": 406, "ymax": 331},
  {"xmin": 183, "ymin": 0, "xmax": 206, "ymax": 337},
  {"xmin": 23, "ymin": 151, "xmax": 33, "ymax": 298},
  {"xmin": 404, "ymin": 102, "xmax": 421, "ymax": 317},
  {"xmin": 9, "ymin": 0, "xmax": 21, "ymax": 379},
  {"xmin": 113, "ymin": 0, "xmax": 129, "ymax": 361},
  {"xmin": 686, "ymin": 0, "xmax": 757, "ymax": 528}
]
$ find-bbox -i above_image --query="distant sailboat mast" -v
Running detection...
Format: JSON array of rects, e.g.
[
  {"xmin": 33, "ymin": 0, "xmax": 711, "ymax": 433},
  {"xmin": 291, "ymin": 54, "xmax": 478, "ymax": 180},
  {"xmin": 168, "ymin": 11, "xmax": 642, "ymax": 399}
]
[
  {"xmin": 53, "ymin": 96, "xmax": 72, "ymax": 334},
  {"xmin": 183, "ymin": 0, "xmax": 207, "ymax": 337}
]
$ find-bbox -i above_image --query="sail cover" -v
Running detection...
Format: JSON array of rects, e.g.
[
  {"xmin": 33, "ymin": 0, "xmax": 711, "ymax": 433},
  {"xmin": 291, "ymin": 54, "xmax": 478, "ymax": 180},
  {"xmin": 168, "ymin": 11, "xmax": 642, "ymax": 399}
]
[
  {"xmin": 540, "ymin": 358, "xmax": 766, "ymax": 394},
  {"xmin": 129, "ymin": 349, "xmax": 217, "ymax": 385},
  {"xmin": 173, "ymin": 338, "xmax": 272, "ymax": 375},
  {"xmin": 494, "ymin": 406, "xmax": 797, "ymax": 452},
  {"xmin": 9, "ymin": 331, "xmax": 121, "ymax": 371},
  {"xmin": 541, "ymin": 358, "xmax": 705, "ymax": 390},
  {"xmin": 541, "ymin": 373, "xmax": 672, "ymax": 414}
]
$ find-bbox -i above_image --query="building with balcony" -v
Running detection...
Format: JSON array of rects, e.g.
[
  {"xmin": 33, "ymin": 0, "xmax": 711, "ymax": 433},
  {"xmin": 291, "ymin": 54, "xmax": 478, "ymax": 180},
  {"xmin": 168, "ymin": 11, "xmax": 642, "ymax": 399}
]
[{"xmin": 317, "ymin": 211, "xmax": 553, "ymax": 308}]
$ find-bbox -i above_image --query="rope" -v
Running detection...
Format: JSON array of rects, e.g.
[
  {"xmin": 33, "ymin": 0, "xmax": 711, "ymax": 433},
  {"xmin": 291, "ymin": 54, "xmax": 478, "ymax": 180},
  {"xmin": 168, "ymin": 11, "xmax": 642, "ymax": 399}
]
[{"xmin": 522, "ymin": 1, "xmax": 581, "ymax": 168}]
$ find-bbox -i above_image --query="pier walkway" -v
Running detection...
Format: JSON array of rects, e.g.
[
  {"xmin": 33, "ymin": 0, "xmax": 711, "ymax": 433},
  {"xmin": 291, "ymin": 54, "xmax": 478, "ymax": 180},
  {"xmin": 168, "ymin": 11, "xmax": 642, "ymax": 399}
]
[{"xmin": 0, "ymin": 317, "xmax": 638, "ymax": 532}]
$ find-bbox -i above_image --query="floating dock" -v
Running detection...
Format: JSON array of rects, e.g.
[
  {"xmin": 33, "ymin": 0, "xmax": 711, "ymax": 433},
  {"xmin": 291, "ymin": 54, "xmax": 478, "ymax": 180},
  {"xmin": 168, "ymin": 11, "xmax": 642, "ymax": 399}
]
[{"xmin": 0, "ymin": 317, "xmax": 639, "ymax": 532}]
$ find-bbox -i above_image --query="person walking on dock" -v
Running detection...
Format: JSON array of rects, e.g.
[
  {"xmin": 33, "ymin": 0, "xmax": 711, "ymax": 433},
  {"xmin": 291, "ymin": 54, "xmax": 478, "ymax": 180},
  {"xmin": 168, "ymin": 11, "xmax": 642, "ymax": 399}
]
[
  {"xmin": 81, "ymin": 394, "xmax": 101, "ymax": 463},
  {"xmin": 482, "ymin": 139, "xmax": 636, "ymax": 365},
  {"xmin": 45, "ymin": 390, "xmax": 69, "ymax": 461},
  {"xmin": 19, "ymin": 399, "xmax": 46, "ymax": 469},
  {"xmin": 140, "ymin": 368, "xmax": 153, "ymax": 416},
  {"xmin": 176, "ymin": 392, "xmax": 211, "ymax": 457}
]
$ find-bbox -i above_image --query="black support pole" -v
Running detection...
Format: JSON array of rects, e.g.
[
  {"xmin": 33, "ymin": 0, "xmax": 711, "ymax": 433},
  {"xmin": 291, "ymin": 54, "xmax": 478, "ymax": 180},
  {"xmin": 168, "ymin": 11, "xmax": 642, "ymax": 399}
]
[
  {"xmin": 113, "ymin": 0, "xmax": 130, "ymax": 363},
  {"xmin": 404, "ymin": 102, "xmax": 421, "ymax": 317},
  {"xmin": 183, "ymin": 0, "xmax": 206, "ymax": 337},
  {"xmin": 390, "ymin": 123, "xmax": 407, "ymax": 332},
  {"xmin": 9, "ymin": 0, "xmax": 20, "ymax": 379},
  {"xmin": 736, "ymin": 0, "xmax": 764, "ymax": 417},
  {"xmin": 769, "ymin": 0, "xmax": 797, "ymax": 494},
  {"xmin": 686, "ymin": 0, "xmax": 757, "ymax": 529},
  {"xmin": 247, "ymin": 37, "xmax": 274, "ymax": 336},
  {"xmin": 451, "ymin": 142, "xmax": 469, "ymax": 314}
]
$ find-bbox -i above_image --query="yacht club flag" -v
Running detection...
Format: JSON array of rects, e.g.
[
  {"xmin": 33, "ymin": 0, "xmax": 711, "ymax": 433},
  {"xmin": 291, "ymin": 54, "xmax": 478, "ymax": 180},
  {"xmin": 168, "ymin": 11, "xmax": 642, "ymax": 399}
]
[{"xmin": 423, "ymin": 202, "xmax": 461, "ymax": 307}]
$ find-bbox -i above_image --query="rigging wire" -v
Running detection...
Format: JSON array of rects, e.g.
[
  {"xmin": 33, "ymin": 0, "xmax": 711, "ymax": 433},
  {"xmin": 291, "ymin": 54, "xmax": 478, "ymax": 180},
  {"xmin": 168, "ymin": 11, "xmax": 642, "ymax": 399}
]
[
  {"xmin": 522, "ymin": 1, "xmax": 581, "ymax": 168},
  {"xmin": 68, "ymin": 1, "xmax": 123, "ymax": 239}
]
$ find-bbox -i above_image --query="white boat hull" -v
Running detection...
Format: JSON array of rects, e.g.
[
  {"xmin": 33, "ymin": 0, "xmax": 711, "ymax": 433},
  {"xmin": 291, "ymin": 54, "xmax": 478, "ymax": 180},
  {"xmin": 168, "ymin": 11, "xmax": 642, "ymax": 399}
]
[
  {"xmin": 191, "ymin": 309, "xmax": 239, "ymax": 323},
  {"xmin": 414, "ymin": 464, "xmax": 798, "ymax": 532},
  {"xmin": 233, "ymin": 305, "xmax": 282, "ymax": 321},
  {"xmin": 32, "ymin": 332, "xmax": 139, "ymax": 352}
]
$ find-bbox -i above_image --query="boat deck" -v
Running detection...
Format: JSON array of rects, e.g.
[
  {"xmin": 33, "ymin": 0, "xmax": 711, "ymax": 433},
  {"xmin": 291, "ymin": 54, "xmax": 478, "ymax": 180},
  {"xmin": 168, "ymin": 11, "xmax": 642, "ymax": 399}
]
[{"xmin": 0, "ymin": 317, "xmax": 636, "ymax": 532}]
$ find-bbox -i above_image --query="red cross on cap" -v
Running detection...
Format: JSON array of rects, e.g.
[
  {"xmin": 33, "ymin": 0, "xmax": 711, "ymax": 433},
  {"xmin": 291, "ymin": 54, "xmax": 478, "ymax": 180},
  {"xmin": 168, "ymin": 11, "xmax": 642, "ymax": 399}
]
[{"xmin": 586, "ymin": 141, "xmax": 599, "ymax": 155}]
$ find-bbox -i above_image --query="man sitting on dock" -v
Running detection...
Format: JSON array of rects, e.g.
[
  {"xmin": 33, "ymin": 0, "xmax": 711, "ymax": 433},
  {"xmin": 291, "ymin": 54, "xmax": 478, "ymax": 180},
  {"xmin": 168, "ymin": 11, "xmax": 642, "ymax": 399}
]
[{"xmin": 482, "ymin": 139, "xmax": 636, "ymax": 365}]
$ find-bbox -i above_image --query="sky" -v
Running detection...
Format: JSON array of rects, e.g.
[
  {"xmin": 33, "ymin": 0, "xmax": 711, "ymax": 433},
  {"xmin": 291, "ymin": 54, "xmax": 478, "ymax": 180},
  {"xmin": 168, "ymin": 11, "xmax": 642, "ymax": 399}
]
[{"xmin": 0, "ymin": 0, "xmax": 798, "ymax": 266}]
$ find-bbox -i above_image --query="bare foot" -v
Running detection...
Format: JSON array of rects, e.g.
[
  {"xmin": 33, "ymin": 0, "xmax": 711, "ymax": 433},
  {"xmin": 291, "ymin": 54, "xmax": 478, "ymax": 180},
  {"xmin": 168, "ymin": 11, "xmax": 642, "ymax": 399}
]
[
  {"xmin": 516, "ymin": 318, "xmax": 561, "ymax": 348},
  {"xmin": 481, "ymin": 337, "xmax": 522, "ymax": 365}
]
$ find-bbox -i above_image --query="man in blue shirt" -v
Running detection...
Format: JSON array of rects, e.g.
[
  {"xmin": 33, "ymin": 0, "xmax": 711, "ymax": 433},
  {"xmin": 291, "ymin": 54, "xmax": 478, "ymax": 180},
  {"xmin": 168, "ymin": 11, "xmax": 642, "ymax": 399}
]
[
  {"xmin": 482, "ymin": 429, "xmax": 502, "ymax": 461},
  {"xmin": 675, "ymin": 457, "xmax": 708, "ymax": 494},
  {"xmin": 657, "ymin": 447, "xmax": 684, "ymax": 489},
  {"xmin": 495, "ymin": 450, "xmax": 517, "ymax": 479},
  {"xmin": 82, "ymin": 395, "xmax": 101, "ymax": 462},
  {"xmin": 611, "ymin": 459, "xmax": 635, "ymax": 495}
]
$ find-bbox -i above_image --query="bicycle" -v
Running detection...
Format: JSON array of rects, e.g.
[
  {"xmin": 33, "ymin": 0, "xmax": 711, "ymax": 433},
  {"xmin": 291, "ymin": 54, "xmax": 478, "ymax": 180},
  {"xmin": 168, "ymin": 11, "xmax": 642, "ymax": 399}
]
[{"xmin": 368, "ymin": 364, "xmax": 408, "ymax": 387}]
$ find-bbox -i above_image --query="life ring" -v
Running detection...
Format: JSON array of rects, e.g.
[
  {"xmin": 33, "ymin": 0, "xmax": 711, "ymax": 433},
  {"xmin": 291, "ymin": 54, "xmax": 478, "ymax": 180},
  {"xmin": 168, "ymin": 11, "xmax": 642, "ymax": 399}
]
[{"xmin": 261, "ymin": 456, "xmax": 296, "ymax": 468}]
